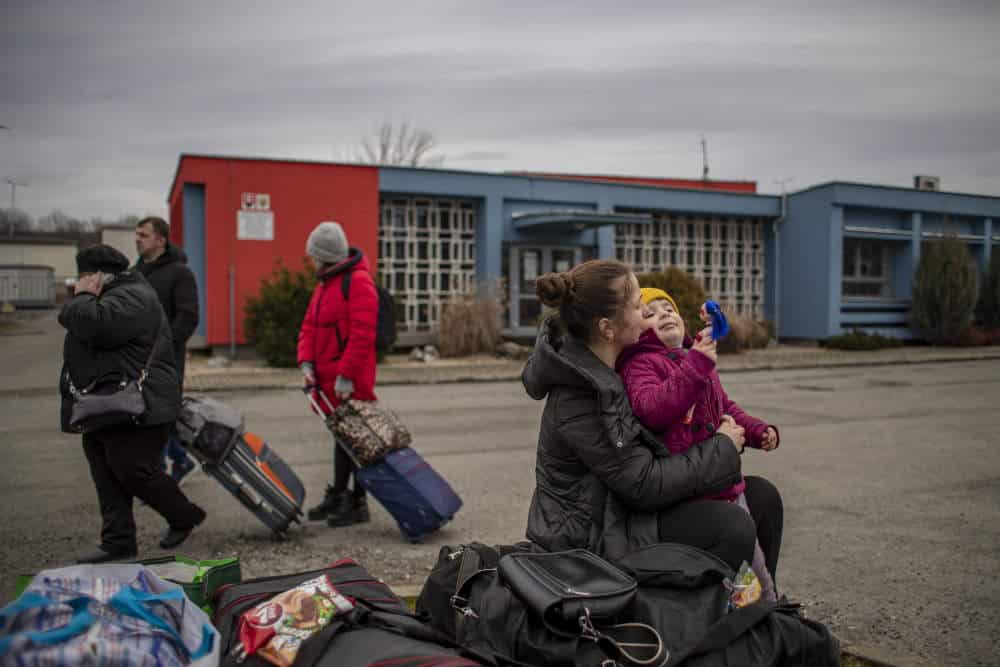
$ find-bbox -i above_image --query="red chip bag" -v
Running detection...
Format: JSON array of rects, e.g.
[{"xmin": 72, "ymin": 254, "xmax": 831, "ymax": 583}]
[{"xmin": 234, "ymin": 575, "xmax": 355, "ymax": 666}]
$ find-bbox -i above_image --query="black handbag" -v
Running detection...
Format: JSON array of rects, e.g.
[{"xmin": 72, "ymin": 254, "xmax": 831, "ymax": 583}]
[
  {"xmin": 498, "ymin": 549, "xmax": 638, "ymax": 635},
  {"xmin": 451, "ymin": 549, "xmax": 667, "ymax": 666},
  {"xmin": 67, "ymin": 315, "xmax": 164, "ymax": 434}
]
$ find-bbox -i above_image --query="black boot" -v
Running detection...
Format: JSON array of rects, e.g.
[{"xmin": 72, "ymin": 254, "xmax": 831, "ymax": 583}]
[
  {"xmin": 353, "ymin": 494, "xmax": 370, "ymax": 524},
  {"xmin": 307, "ymin": 485, "xmax": 343, "ymax": 522},
  {"xmin": 327, "ymin": 492, "xmax": 359, "ymax": 527}
]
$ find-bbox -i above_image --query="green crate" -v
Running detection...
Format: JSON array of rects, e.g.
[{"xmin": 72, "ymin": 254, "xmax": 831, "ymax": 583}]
[{"xmin": 137, "ymin": 556, "xmax": 242, "ymax": 613}]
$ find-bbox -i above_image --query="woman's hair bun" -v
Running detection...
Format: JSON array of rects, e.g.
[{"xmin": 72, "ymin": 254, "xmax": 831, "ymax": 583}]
[{"xmin": 536, "ymin": 271, "xmax": 573, "ymax": 307}]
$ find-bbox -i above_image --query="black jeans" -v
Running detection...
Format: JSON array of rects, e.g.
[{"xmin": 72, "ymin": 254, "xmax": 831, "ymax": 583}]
[
  {"xmin": 332, "ymin": 438, "xmax": 366, "ymax": 498},
  {"xmin": 657, "ymin": 475, "xmax": 783, "ymax": 578},
  {"xmin": 82, "ymin": 423, "xmax": 204, "ymax": 552}
]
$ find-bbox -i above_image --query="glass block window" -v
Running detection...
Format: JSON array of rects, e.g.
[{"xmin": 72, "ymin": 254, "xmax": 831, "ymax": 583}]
[
  {"xmin": 614, "ymin": 213, "xmax": 766, "ymax": 319},
  {"xmin": 378, "ymin": 197, "xmax": 477, "ymax": 335}
]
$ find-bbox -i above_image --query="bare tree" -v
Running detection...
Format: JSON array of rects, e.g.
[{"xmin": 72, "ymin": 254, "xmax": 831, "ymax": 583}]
[
  {"xmin": 359, "ymin": 121, "xmax": 443, "ymax": 167},
  {"xmin": 0, "ymin": 208, "xmax": 32, "ymax": 236}
]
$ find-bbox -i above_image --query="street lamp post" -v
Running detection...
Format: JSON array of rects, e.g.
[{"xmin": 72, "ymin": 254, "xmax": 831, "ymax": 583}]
[{"xmin": 6, "ymin": 179, "xmax": 28, "ymax": 240}]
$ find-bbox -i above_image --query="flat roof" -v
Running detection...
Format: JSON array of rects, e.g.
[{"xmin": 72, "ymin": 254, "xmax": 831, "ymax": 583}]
[
  {"xmin": 793, "ymin": 180, "xmax": 1000, "ymax": 202},
  {"xmin": 168, "ymin": 152, "xmax": 761, "ymax": 202}
]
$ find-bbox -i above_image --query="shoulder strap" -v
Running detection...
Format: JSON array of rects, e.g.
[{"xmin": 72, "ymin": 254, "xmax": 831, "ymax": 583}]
[
  {"xmin": 667, "ymin": 601, "xmax": 777, "ymax": 665},
  {"xmin": 341, "ymin": 271, "xmax": 352, "ymax": 301},
  {"xmin": 141, "ymin": 309, "xmax": 168, "ymax": 384},
  {"xmin": 330, "ymin": 272, "xmax": 352, "ymax": 353}
]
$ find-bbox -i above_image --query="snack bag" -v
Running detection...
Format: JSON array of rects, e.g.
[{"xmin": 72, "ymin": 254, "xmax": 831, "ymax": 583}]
[
  {"xmin": 729, "ymin": 561, "xmax": 762, "ymax": 609},
  {"xmin": 235, "ymin": 575, "xmax": 355, "ymax": 666}
]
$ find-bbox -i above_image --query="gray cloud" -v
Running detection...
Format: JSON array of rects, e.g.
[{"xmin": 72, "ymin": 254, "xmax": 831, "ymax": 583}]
[{"xmin": 2, "ymin": 0, "xmax": 998, "ymax": 218}]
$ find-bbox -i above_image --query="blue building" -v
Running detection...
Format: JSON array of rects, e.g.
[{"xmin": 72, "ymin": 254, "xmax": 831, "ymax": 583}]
[
  {"xmin": 169, "ymin": 154, "xmax": 1000, "ymax": 347},
  {"xmin": 378, "ymin": 166, "xmax": 776, "ymax": 341},
  {"xmin": 778, "ymin": 182, "xmax": 1000, "ymax": 339}
]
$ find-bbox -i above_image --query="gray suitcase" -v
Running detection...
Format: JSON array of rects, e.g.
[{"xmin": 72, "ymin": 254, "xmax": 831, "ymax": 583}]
[{"xmin": 176, "ymin": 396, "xmax": 305, "ymax": 535}]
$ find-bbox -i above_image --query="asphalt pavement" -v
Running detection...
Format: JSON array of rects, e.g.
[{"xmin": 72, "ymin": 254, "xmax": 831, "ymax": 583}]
[
  {"xmin": 3, "ymin": 308, "xmax": 1000, "ymax": 666},
  {"xmin": 2, "ymin": 362, "xmax": 999, "ymax": 665}
]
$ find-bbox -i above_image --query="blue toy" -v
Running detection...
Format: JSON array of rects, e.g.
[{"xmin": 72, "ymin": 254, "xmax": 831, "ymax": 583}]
[{"xmin": 703, "ymin": 300, "xmax": 729, "ymax": 341}]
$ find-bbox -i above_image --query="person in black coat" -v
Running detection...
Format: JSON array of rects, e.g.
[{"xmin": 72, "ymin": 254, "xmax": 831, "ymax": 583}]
[
  {"xmin": 135, "ymin": 216, "xmax": 200, "ymax": 482},
  {"xmin": 59, "ymin": 245, "xmax": 206, "ymax": 563},
  {"xmin": 521, "ymin": 259, "xmax": 783, "ymax": 573}
]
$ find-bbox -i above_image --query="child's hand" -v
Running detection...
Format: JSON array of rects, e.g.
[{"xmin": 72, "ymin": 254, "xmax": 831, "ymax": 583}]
[
  {"xmin": 761, "ymin": 427, "xmax": 779, "ymax": 451},
  {"xmin": 692, "ymin": 327, "xmax": 717, "ymax": 364}
]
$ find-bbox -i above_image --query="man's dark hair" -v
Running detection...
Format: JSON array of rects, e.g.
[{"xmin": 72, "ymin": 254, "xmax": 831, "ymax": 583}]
[{"xmin": 137, "ymin": 216, "xmax": 171, "ymax": 241}]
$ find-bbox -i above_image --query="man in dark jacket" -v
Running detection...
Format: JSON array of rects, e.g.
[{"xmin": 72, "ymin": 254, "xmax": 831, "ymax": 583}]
[
  {"xmin": 60, "ymin": 245, "xmax": 206, "ymax": 563},
  {"xmin": 135, "ymin": 216, "xmax": 200, "ymax": 482}
]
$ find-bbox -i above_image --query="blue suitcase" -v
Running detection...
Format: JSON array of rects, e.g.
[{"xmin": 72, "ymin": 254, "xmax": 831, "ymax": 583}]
[
  {"xmin": 306, "ymin": 389, "xmax": 463, "ymax": 542},
  {"xmin": 355, "ymin": 446, "xmax": 463, "ymax": 542}
]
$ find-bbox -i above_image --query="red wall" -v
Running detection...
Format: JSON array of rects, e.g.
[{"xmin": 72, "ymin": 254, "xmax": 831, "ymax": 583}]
[
  {"xmin": 509, "ymin": 171, "xmax": 757, "ymax": 193},
  {"xmin": 168, "ymin": 156, "xmax": 379, "ymax": 346}
]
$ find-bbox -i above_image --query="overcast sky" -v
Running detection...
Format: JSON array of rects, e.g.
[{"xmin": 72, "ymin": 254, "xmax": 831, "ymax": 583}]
[{"xmin": 3, "ymin": 0, "xmax": 998, "ymax": 220}]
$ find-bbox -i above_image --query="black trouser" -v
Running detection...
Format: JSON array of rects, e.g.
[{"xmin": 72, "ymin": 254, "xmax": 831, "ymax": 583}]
[
  {"xmin": 657, "ymin": 475, "xmax": 783, "ymax": 578},
  {"xmin": 332, "ymin": 438, "xmax": 366, "ymax": 498},
  {"xmin": 82, "ymin": 423, "xmax": 204, "ymax": 553}
]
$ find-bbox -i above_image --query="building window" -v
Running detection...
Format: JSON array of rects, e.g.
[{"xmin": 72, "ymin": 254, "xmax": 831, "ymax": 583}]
[
  {"xmin": 842, "ymin": 239, "xmax": 892, "ymax": 298},
  {"xmin": 614, "ymin": 212, "xmax": 766, "ymax": 319},
  {"xmin": 379, "ymin": 197, "xmax": 477, "ymax": 335}
]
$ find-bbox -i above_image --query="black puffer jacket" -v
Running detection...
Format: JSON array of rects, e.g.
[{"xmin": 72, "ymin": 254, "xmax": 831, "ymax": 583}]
[
  {"xmin": 522, "ymin": 319, "xmax": 743, "ymax": 562},
  {"xmin": 58, "ymin": 271, "xmax": 180, "ymax": 433},
  {"xmin": 136, "ymin": 244, "xmax": 199, "ymax": 381}
]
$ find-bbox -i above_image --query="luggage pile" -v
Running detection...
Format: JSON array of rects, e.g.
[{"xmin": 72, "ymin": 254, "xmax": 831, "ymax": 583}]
[{"xmin": 3, "ymin": 543, "xmax": 841, "ymax": 666}]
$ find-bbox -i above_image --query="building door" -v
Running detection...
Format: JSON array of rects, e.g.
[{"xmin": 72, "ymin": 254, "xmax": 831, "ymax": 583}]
[{"xmin": 508, "ymin": 245, "xmax": 586, "ymax": 335}]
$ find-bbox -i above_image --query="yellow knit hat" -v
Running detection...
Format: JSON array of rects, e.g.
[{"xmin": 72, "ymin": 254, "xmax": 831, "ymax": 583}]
[{"xmin": 640, "ymin": 287, "xmax": 679, "ymax": 312}]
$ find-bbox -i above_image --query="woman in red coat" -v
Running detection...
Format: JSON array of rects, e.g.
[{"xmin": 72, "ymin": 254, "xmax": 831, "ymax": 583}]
[{"xmin": 298, "ymin": 221, "xmax": 379, "ymax": 527}]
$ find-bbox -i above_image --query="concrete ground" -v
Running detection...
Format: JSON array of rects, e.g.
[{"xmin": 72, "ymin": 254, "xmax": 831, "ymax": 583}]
[
  {"xmin": 4, "ymin": 308, "xmax": 1000, "ymax": 665},
  {"xmin": 1, "ymin": 358, "xmax": 998, "ymax": 666}
]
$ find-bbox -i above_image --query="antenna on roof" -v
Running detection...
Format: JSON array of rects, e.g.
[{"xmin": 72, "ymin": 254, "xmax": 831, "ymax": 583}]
[{"xmin": 700, "ymin": 134, "xmax": 709, "ymax": 181}]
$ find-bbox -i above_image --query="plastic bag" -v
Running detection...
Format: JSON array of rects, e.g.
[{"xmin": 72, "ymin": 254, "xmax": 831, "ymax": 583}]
[{"xmin": 728, "ymin": 561, "xmax": 762, "ymax": 609}]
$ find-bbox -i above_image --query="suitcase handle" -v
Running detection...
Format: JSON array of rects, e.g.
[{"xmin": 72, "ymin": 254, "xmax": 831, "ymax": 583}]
[{"xmin": 302, "ymin": 386, "xmax": 362, "ymax": 469}]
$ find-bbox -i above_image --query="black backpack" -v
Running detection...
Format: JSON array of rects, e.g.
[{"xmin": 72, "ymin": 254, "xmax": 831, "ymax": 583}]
[{"xmin": 340, "ymin": 271, "xmax": 398, "ymax": 353}]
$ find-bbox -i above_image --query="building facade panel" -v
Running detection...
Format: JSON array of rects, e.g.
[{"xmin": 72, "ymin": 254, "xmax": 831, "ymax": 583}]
[
  {"xmin": 613, "ymin": 213, "xmax": 767, "ymax": 318},
  {"xmin": 169, "ymin": 155, "xmax": 379, "ymax": 347},
  {"xmin": 378, "ymin": 196, "xmax": 477, "ymax": 338}
]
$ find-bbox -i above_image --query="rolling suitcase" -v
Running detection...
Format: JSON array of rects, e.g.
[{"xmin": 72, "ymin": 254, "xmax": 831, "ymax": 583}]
[
  {"xmin": 306, "ymin": 388, "xmax": 462, "ymax": 542},
  {"xmin": 177, "ymin": 396, "xmax": 305, "ymax": 535}
]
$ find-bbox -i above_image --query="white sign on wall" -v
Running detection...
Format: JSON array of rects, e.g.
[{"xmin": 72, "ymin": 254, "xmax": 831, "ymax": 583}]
[{"xmin": 237, "ymin": 210, "xmax": 274, "ymax": 240}]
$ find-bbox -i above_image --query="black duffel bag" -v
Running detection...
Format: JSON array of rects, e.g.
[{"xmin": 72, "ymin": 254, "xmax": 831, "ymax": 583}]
[
  {"xmin": 215, "ymin": 558, "xmax": 501, "ymax": 667},
  {"xmin": 428, "ymin": 546, "xmax": 664, "ymax": 666},
  {"xmin": 614, "ymin": 543, "xmax": 841, "ymax": 667}
]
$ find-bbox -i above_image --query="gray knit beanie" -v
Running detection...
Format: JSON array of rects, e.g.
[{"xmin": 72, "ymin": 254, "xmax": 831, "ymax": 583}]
[{"xmin": 306, "ymin": 221, "xmax": 348, "ymax": 265}]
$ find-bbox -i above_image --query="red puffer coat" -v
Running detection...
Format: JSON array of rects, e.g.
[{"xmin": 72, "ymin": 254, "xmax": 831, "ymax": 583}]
[
  {"xmin": 297, "ymin": 249, "xmax": 378, "ymax": 410},
  {"xmin": 617, "ymin": 328, "xmax": 777, "ymax": 501}
]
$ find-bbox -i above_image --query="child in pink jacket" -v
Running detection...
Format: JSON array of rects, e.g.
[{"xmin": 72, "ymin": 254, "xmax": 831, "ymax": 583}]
[{"xmin": 617, "ymin": 287, "xmax": 780, "ymax": 601}]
